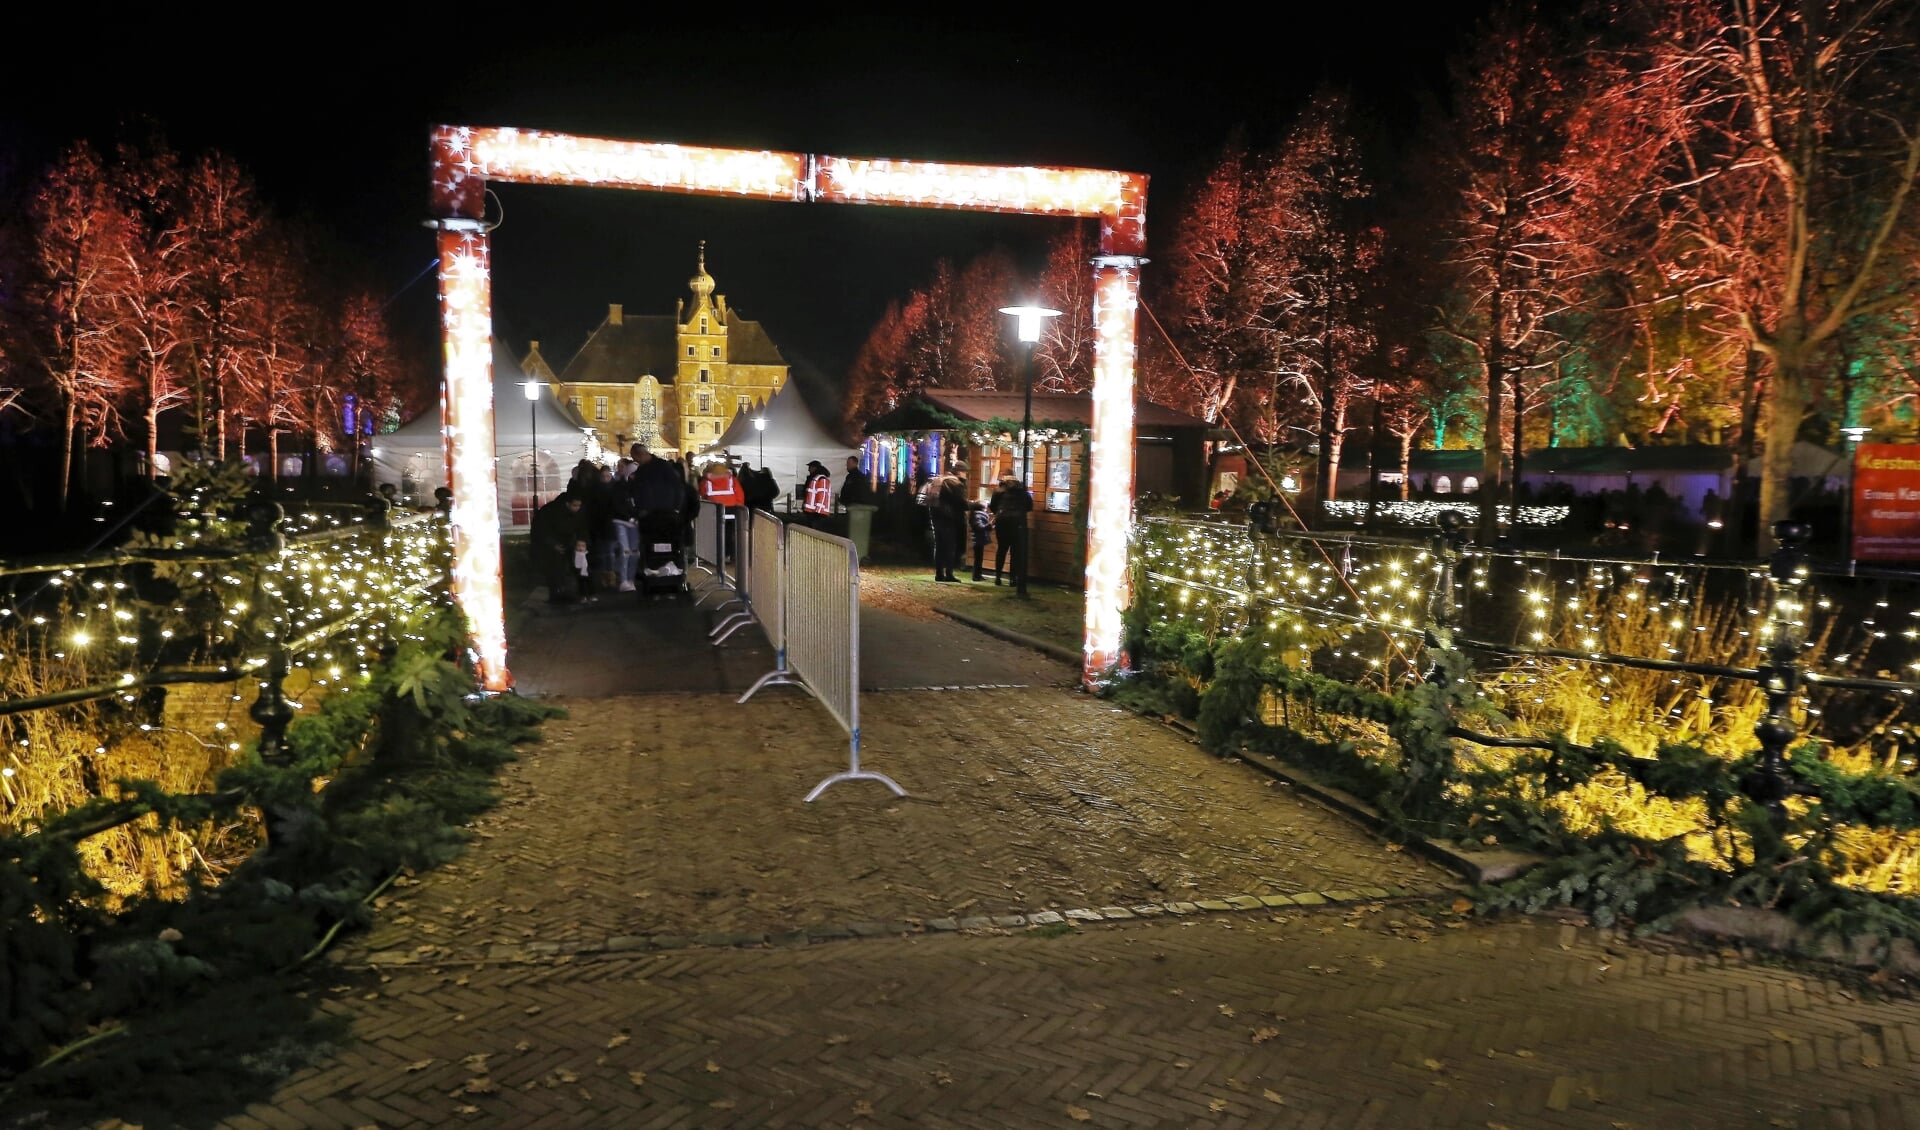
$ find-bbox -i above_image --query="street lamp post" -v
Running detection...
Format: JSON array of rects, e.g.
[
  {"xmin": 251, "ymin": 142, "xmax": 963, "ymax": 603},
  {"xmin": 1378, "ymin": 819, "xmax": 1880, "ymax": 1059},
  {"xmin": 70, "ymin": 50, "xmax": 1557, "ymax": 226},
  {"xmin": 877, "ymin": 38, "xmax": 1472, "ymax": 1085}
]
[
  {"xmin": 998, "ymin": 303, "xmax": 1062, "ymax": 598},
  {"xmin": 754, "ymin": 414, "xmax": 766, "ymax": 469},
  {"xmin": 523, "ymin": 379, "xmax": 541, "ymax": 508}
]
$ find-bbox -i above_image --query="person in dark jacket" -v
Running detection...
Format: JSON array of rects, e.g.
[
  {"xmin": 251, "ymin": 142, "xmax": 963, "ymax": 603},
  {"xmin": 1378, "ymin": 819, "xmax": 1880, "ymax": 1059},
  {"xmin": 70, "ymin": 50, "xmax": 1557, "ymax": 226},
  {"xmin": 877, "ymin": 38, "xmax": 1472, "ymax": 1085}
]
[
  {"xmin": 530, "ymin": 490, "xmax": 589, "ymax": 604},
  {"xmin": 990, "ymin": 475, "xmax": 1035, "ymax": 591},
  {"xmin": 837, "ymin": 454, "xmax": 874, "ymax": 510},
  {"xmin": 929, "ymin": 466, "xmax": 969, "ymax": 582},
  {"xmin": 742, "ymin": 463, "xmax": 780, "ymax": 511}
]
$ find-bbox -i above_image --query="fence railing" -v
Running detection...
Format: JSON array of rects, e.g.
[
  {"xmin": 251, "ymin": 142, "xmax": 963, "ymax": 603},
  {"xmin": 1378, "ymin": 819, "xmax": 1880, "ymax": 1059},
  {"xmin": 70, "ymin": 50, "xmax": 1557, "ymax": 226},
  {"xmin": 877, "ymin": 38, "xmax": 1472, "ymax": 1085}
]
[
  {"xmin": 784, "ymin": 524, "xmax": 903, "ymax": 802},
  {"xmin": 738, "ymin": 511, "xmax": 801, "ymax": 698},
  {"xmin": 1, "ymin": 502, "xmax": 450, "ymax": 851},
  {"xmin": 1133, "ymin": 512, "xmax": 1920, "ymax": 825}
]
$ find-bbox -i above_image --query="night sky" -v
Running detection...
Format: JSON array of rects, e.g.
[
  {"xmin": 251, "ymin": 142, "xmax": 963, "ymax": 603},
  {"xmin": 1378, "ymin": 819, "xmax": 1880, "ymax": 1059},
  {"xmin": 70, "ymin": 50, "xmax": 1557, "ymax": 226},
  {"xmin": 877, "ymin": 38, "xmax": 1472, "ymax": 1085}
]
[{"xmin": 4, "ymin": 8, "xmax": 1488, "ymax": 414}]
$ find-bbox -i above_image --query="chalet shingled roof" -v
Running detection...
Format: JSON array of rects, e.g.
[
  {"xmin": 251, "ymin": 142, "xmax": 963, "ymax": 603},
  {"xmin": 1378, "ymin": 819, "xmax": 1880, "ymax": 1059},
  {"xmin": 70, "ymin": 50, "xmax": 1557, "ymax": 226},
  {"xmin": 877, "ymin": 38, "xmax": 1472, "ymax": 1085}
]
[{"xmin": 864, "ymin": 388, "xmax": 1213, "ymax": 433}]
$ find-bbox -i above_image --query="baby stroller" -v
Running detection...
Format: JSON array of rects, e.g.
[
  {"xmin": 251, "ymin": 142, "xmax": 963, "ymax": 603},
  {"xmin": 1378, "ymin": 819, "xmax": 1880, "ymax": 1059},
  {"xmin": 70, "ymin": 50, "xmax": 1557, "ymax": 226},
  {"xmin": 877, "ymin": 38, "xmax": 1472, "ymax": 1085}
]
[{"xmin": 636, "ymin": 512, "xmax": 689, "ymax": 596}]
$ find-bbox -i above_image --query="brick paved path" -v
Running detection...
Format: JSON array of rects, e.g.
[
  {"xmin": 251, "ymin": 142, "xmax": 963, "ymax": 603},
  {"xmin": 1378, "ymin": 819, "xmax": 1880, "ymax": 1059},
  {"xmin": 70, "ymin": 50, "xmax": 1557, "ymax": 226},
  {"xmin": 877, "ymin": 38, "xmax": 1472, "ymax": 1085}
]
[
  {"xmin": 247, "ymin": 909, "xmax": 1919, "ymax": 1130},
  {"xmin": 204, "ymin": 679, "xmax": 1920, "ymax": 1130},
  {"xmin": 116, "ymin": 575, "xmax": 1918, "ymax": 1130},
  {"xmin": 349, "ymin": 688, "xmax": 1449, "ymax": 966}
]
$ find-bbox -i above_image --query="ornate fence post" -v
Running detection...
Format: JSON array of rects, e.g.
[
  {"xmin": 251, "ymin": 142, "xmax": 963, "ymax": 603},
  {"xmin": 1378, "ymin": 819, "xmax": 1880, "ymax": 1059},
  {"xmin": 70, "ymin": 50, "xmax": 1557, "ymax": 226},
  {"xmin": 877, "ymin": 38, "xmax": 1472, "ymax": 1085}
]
[
  {"xmin": 245, "ymin": 502, "xmax": 294, "ymax": 767},
  {"xmin": 1422, "ymin": 510, "xmax": 1470, "ymax": 683},
  {"xmin": 1747, "ymin": 520, "xmax": 1812, "ymax": 829}
]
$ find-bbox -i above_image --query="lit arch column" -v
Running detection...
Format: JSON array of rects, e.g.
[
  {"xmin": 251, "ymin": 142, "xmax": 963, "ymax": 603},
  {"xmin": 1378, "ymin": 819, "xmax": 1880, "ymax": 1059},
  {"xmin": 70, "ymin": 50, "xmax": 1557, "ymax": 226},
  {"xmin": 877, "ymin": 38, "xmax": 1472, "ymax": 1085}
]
[
  {"xmin": 1084, "ymin": 255, "xmax": 1143, "ymax": 682},
  {"xmin": 430, "ymin": 129, "xmax": 511, "ymax": 692}
]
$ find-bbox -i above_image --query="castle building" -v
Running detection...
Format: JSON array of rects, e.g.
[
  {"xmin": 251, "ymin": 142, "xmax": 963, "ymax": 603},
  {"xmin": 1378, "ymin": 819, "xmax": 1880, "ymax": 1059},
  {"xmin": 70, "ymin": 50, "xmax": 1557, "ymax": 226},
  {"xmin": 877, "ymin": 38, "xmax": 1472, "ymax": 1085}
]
[{"xmin": 528, "ymin": 242, "xmax": 789, "ymax": 459}]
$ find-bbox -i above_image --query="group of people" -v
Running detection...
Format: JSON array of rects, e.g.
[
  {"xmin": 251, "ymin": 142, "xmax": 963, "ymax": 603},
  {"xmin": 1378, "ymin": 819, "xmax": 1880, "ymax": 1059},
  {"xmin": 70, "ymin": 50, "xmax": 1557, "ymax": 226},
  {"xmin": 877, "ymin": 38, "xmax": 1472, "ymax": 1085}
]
[
  {"xmin": 922, "ymin": 465, "xmax": 1034, "ymax": 589},
  {"xmin": 530, "ymin": 443, "xmax": 707, "ymax": 604}
]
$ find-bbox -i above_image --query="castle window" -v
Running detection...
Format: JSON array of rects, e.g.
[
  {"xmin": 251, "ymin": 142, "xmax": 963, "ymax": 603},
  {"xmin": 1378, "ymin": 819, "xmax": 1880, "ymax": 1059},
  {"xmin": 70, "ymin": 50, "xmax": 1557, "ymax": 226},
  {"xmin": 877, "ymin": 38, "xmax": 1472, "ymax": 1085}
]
[
  {"xmin": 687, "ymin": 345, "xmax": 695, "ymax": 357},
  {"xmin": 593, "ymin": 396, "xmax": 608, "ymax": 422},
  {"xmin": 687, "ymin": 420, "xmax": 696, "ymax": 437},
  {"xmin": 699, "ymin": 368, "xmax": 710, "ymax": 383},
  {"xmin": 698, "ymin": 393, "xmax": 711, "ymax": 414},
  {"xmin": 737, "ymin": 395, "xmax": 751, "ymax": 414},
  {"xmin": 714, "ymin": 422, "xmax": 722, "ymax": 435},
  {"xmin": 700, "ymin": 317, "xmax": 708, "ymax": 333},
  {"xmin": 567, "ymin": 397, "xmax": 581, "ymax": 416},
  {"xmin": 711, "ymin": 347, "xmax": 721, "ymax": 358}
]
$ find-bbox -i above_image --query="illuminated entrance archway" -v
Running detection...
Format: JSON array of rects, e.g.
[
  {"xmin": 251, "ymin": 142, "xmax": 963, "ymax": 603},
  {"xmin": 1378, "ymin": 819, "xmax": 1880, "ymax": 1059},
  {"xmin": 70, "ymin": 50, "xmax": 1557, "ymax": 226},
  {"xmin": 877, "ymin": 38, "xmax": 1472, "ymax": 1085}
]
[{"xmin": 429, "ymin": 126, "xmax": 1147, "ymax": 691}]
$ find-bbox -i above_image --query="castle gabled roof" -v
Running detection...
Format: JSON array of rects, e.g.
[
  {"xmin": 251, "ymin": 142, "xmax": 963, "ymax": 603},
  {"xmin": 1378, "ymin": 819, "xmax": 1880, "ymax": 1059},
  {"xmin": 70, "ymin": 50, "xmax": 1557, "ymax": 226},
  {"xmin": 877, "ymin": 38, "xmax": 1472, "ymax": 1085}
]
[{"xmin": 556, "ymin": 310, "xmax": 788, "ymax": 385}]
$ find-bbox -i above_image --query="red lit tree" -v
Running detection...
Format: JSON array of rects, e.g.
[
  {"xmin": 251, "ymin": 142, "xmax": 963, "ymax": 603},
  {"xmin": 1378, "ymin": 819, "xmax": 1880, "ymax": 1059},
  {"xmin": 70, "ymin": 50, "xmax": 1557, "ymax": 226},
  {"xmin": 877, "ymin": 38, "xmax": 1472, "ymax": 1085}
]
[
  {"xmin": 1420, "ymin": 4, "xmax": 1603, "ymax": 538},
  {"xmin": 232, "ymin": 224, "xmax": 319, "ymax": 480},
  {"xmin": 841, "ymin": 296, "xmax": 916, "ymax": 439},
  {"xmin": 110, "ymin": 132, "xmax": 194, "ymax": 479},
  {"xmin": 20, "ymin": 142, "xmax": 135, "ymax": 509},
  {"xmin": 951, "ymin": 248, "xmax": 1020, "ymax": 391},
  {"xmin": 1587, "ymin": 0, "xmax": 1920, "ymax": 548},
  {"xmin": 1261, "ymin": 88, "xmax": 1384, "ymax": 508},
  {"xmin": 1155, "ymin": 134, "xmax": 1287, "ymax": 430},
  {"xmin": 179, "ymin": 152, "xmax": 266, "ymax": 459},
  {"xmin": 1032, "ymin": 222, "xmax": 1101, "ymax": 394}
]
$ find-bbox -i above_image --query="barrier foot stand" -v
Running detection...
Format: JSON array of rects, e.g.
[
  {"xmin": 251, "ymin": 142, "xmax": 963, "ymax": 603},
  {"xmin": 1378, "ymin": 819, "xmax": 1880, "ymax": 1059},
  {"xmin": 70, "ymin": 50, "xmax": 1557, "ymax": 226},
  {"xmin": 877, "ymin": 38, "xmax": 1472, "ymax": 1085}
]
[
  {"xmin": 692, "ymin": 581, "xmax": 738, "ymax": 610},
  {"xmin": 712, "ymin": 612, "xmax": 759, "ymax": 645},
  {"xmin": 803, "ymin": 738, "xmax": 906, "ymax": 802},
  {"xmin": 739, "ymin": 666, "xmax": 810, "ymax": 704}
]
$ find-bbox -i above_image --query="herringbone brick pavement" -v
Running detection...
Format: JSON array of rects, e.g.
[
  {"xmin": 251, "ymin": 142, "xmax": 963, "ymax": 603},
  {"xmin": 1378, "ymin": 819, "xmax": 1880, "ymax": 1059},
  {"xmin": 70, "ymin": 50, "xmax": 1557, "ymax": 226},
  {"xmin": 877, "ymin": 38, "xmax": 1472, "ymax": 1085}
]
[
  {"xmin": 352, "ymin": 688, "xmax": 1450, "ymax": 965},
  {"xmin": 65, "ymin": 593, "xmax": 1920, "ymax": 1130},
  {"xmin": 245, "ymin": 907, "xmax": 1919, "ymax": 1129}
]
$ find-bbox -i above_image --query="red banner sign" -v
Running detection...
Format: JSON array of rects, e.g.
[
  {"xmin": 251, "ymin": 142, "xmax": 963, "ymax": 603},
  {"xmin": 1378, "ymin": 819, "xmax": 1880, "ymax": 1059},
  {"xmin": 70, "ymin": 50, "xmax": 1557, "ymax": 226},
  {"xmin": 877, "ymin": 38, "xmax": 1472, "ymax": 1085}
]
[{"xmin": 1852, "ymin": 443, "xmax": 1920, "ymax": 561}]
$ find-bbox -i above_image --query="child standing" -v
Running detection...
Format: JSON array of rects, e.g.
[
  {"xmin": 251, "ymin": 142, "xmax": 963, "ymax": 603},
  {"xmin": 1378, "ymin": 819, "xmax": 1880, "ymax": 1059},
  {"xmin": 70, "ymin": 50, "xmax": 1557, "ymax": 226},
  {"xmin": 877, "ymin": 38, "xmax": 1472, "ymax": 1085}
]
[{"xmin": 968, "ymin": 499, "xmax": 993, "ymax": 581}]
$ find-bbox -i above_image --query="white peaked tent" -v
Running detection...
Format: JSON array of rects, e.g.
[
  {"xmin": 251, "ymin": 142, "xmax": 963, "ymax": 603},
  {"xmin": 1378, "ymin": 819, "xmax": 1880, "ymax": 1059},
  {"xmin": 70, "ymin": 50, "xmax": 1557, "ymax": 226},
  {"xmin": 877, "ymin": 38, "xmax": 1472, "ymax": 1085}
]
[
  {"xmin": 702, "ymin": 380, "xmax": 856, "ymax": 504},
  {"xmin": 368, "ymin": 340, "xmax": 596, "ymax": 530}
]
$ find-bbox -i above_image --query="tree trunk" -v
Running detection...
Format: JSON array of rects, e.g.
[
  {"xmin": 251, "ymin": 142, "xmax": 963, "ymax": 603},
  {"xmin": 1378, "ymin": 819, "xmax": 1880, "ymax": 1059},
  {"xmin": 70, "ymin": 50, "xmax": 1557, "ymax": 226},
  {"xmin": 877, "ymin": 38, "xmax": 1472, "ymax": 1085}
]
[
  {"xmin": 1398, "ymin": 432, "xmax": 1414, "ymax": 500},
  {"xmin": 1479, "ymin": 280, "xmax": 1507, "ymax": 543},
  {"xmin": 1316, "ymin": 308, "xmax": 1337, "ymax": 510},
  {"xmin": 60, "ymin": 397, "xmax": 76, "ymax": 513},
  {"xmin": 1510, "ymin": 365, "xmax": 1525, "ymax": 515},
  {"xmin": 1756, "ymin": 360, "xmax": 1810, "ymax": 553},
  {"xmin": 146, "ymin": 396, "xmax": 160, "ymax": 480}
]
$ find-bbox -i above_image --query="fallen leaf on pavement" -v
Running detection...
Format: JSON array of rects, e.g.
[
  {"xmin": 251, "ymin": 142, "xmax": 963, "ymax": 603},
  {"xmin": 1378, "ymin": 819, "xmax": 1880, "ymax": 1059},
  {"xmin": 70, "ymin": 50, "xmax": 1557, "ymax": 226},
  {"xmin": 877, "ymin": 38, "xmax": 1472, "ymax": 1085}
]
[
  {"xmin": 709, "ymin": 1099, "xmax": 735, "ymax": 1110},
  {"xmin": 629, "ymin": 1071, "xmax": 646, "ymax": 1086},
  {"xmin": 932, "ymin": 1069, "xmax": 953, "ymax": 1085},
  {"xmin": 705, "ymin": 1059, "xmax": 721, "ymax": 1073},
  {"xmin": 462, "ymin": 1077, "xmax": 496, "ymax": 1095},
  {"xmin": 1217, "ymin": 1004, "xmax": 1236, "ymax": 1017},
  {"xmin": 1252, "ymin": 1027, "xmax": 1280, "ymax": 1043},
  {"xmin": 1208, "ymin": 1098, "xmax": 1228, "ymax": 1112},
  {"xmin": 853, "ymin": 1100, "xmax": 874, "ymax": 1116},
  {"xmin": 406, "ymin": 1059, "xmax": 435, "ymax": 1072},
  {"xmin": 827, "ymin": 1033, "xmax": 850, "ymax": 1045},
  {"xmin": 1452, "ymin": 897, "xmax": 1474, "ymax": 914},
  {"xmin": 1066, "ymin": 1105, "xmax": 1092, "ymax": 1121},
  {"xmin": 607, "ymin": 1033, "xmax": 629, "ymax": 1048},
  {"xmin": 1264, "ymin": 1089, "xmax": 1285, "ymax": 1104}
]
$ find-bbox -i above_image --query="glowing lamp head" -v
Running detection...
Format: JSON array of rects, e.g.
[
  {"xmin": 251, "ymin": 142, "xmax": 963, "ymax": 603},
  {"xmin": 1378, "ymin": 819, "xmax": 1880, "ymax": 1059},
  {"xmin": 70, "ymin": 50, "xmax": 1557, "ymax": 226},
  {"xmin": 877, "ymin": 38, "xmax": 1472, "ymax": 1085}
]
[
  {"xmin": 1842, "ymin": 426, "xmax": 1870, "ymax": 444},
  {"xmin": 754, "ymin": 417, "xmax": 766, "ymax": 432},
  {"xmin": 998, "ymin": 304, "xmax": 1063, "ymax": 343},
  {"xmin": 522, "ymin": 380, "xmax": 541, "ymax": 402}
]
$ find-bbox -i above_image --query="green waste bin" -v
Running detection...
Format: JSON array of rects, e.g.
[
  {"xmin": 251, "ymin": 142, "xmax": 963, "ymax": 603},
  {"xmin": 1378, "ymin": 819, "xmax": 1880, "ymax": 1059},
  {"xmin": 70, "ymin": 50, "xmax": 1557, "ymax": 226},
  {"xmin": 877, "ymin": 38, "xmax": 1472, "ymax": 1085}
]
[{"xmin": 845, "ymin": 503, "xmax": 878, "ymax": 562}]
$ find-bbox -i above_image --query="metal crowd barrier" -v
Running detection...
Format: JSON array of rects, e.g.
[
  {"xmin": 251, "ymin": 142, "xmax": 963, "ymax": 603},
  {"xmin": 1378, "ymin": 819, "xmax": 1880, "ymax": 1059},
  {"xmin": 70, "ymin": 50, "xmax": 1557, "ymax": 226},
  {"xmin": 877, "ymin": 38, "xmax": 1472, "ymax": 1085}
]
[
  {"xmin": 691, "ymin": 502, "xmax": 744, "ymax": 613},
  {"xmin": 711, "ymin": 508, "xmax": 766, "ymax": 645},
  {"xmin": 736, "ymin": 511, "xmax": 802, "ymax": 686},
  {"xmin": 784, "ymin": 525, "xmax": 905, "ymax": 802}
]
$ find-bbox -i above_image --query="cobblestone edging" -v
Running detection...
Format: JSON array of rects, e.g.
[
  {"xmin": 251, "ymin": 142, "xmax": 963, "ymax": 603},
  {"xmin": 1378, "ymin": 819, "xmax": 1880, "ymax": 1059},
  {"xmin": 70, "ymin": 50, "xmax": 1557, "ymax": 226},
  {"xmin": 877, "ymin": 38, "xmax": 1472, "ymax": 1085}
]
[{"xmin": 355, "ymin": 883, "xmax": 1457, "ymax": 969}]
